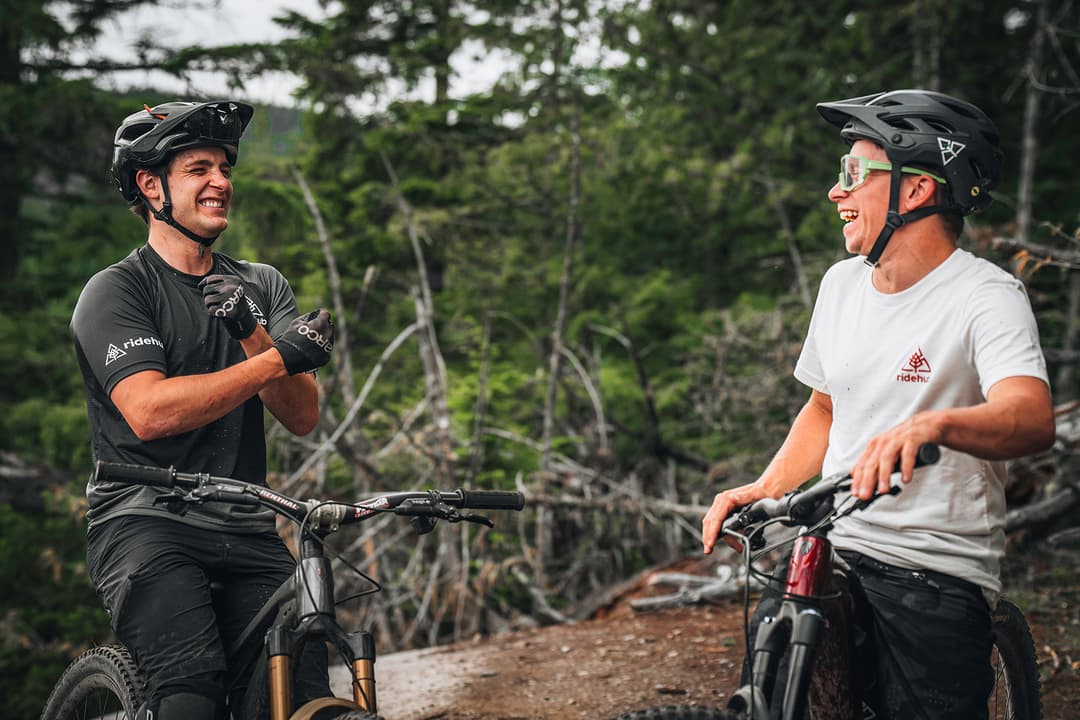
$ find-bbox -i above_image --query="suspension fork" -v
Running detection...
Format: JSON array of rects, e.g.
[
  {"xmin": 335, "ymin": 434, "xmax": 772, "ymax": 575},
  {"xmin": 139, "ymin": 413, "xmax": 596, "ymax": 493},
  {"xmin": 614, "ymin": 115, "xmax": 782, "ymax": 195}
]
[
  {"xmin": 346, "ymin": 630, "xmax": 377, "ymax": 712},
  {"xmin": 267, "ymin": 626, "xmax": 295, "ymax": 720},
  {"xmin": 783, "ymin": 534, "xmax": 859, "ymax": 720}
]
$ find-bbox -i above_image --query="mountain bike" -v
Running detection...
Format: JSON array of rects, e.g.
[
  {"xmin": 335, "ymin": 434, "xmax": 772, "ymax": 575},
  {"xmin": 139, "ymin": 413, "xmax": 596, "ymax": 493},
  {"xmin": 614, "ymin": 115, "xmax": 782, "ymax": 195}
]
[
  {"xmin": 615, "ymin": 443, "xmax": 1042, "ymax": 720},
  {"xmin": 40, "ymin": 461, "xmax": 525, "ymax": 720}
]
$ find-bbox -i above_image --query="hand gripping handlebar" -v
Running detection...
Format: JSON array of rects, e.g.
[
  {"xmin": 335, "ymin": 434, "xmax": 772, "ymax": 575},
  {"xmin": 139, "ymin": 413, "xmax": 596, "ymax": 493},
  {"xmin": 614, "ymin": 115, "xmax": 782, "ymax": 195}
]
[{"xmin": 724, "ymin": 443, "xmax": 941, "ymax": 534}]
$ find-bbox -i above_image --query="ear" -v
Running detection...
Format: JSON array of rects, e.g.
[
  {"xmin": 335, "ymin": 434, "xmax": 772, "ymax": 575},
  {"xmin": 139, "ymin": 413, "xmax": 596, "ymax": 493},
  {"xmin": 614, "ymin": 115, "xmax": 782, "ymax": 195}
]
[
  {"xmin": 134, "ymin": 169, "xmax": 160, "ymax": 201},
  {"xmin": 903, "ymin": 174, "xmax": 939, "ymax": 211}
]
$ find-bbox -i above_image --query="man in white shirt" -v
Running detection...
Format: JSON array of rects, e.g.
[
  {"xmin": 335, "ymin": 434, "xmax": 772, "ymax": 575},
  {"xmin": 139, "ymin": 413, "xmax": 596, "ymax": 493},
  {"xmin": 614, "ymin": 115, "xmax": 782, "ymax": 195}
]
[{"xmin": 701, "ymin": 90, "xmax": 1055, "ymax": 719}]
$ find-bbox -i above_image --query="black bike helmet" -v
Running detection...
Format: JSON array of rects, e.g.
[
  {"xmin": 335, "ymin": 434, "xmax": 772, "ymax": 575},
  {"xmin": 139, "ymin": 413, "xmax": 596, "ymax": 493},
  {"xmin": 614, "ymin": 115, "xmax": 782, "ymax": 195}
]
[
  {"xmin": 817, "ymin": 90, "xmax": 1003, "ymax": 265},
  {"xmin": 111, "ymin": 100, "xmax": 254, "ymax": 245}
]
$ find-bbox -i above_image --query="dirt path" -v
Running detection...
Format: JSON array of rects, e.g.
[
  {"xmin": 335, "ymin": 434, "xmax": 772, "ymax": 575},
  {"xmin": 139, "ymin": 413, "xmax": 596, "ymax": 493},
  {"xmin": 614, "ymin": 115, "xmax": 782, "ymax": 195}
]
[
  {"xmin": 332, "ymin": 590, "xmax": 1079, "ymax": 719},
  {"xmin": 333, "ymin": 601, "xmax": 746, "ymax": 719}
]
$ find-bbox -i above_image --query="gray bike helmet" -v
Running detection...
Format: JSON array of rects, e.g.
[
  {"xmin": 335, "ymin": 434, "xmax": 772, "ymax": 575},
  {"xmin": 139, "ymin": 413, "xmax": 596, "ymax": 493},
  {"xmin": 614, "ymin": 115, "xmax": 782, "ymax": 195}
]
[
  {"xmin": 817, "ymin": 90, "xmax": 1003, "ymax": 265},
  {"xmin": 111, "ymin": 100, "xmax": 254, "ymax": 245}
]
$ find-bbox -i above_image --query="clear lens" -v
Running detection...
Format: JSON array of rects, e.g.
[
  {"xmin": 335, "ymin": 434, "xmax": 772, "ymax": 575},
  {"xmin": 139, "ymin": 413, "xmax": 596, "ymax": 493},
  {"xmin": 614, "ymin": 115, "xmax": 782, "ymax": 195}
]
[{"xmin": 840, "ymin": 154, "xmax": 864, "ymax": 191}]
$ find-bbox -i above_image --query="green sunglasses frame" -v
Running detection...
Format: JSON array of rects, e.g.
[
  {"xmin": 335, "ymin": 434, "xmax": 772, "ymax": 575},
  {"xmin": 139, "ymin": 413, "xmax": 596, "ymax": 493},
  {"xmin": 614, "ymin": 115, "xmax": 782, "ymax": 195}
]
[{"xmin": 838, "ymin": 154, "xmax": 947, "ymax": 191}]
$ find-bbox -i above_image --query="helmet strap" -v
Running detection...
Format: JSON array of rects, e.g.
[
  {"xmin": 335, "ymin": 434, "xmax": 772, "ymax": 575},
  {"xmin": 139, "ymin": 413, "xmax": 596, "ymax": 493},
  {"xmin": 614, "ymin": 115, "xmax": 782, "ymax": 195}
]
[
  {"xmin": 863, "ymin": 165, "xmax": 948, "ymax": 267},
  {"xmin": 144, "ymin": 170, "xmax": 221, "ymax": 247}
]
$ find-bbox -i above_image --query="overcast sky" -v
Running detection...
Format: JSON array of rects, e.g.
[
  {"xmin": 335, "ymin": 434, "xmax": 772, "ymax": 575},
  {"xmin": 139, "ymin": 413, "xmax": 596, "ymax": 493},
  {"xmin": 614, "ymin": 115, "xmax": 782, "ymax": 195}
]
[
  {"xmin": 88, "ymin": 0, "xmax": 325, "ymax": 107},
  {"xmin": 87, "ymin": 0, "xmax": 510, "ymax": 110}
]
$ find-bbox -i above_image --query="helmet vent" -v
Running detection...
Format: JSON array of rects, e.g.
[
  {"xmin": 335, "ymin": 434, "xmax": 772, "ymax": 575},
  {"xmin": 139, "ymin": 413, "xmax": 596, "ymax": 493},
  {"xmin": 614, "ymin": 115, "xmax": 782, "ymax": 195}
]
[
  {"xmin": 884, "ymin": 118, "xmax": 917, "ymax": 131},
  {"xmin": 941, "ymin": 99, "xmax": 980, "ymax": 120},
  {"xmin": 119, "ymin": 123, "xmax": 154, "ymax": 142},
  {"xmin": 926, "ymin": 119, "xmax": 955, "ymax": 134}
]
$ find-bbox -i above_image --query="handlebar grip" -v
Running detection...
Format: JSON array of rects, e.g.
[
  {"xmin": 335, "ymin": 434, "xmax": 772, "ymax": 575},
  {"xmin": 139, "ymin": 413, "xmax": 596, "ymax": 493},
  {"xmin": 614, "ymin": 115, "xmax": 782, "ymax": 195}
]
[
  {"xmin": 913, "ymin": 442, "xmax": 940, "ymax": 468},
  {"xmin": 457, "ymin": 489, "xmax": 525, "ymax": 511},
  {"xmin": 93, "ymin": 461, "xmax": 176, "ymax": 488}
]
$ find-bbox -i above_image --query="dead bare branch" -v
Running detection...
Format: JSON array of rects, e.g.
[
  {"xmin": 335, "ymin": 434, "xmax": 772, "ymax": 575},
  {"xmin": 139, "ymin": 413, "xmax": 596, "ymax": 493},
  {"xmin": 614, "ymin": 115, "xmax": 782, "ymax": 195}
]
[
  {"xmin": 287, "ymin": 324, "xmax": 419, "ymax": 484},
  {"xmin": 541, "ymin": 107, "xmax": 582, "ymax": 473},
  {"xmin": 559, "ymin": 345, "xmax": 608, "ymax": 451}
]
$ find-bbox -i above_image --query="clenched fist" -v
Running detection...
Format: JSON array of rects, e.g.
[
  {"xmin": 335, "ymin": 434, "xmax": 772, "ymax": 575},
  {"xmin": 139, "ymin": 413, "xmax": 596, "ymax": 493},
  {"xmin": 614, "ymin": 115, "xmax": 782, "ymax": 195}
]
[
  {"xmin": 199, "ymin": 274, "xmax": 258, "ymax": 340},
  {"xmin": 274, "ymin": 310, "xmax": 334, "ymax": 375}
]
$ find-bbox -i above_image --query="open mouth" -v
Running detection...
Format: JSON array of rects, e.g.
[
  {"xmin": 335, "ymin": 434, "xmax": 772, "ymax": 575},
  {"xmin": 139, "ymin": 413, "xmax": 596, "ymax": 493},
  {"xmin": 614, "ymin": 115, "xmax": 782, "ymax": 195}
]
[
  {"xmin": 839, "ymin": 209, "xmax": 859, "ymax": 223},
  {"xmin": 199, "ymin": 198, "xmax": 225, "ymax": 209}
]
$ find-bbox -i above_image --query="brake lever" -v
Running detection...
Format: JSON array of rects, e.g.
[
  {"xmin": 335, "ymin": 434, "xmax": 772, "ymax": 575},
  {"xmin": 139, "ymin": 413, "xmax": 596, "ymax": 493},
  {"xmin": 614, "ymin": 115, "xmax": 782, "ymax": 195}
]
[
  {"xmin": 461, "ymin": 513, "xmax": 495, "ymax": 528},
  {"xmin": 850, "ymin": 484, "xmax": 902, "ymax": 513},
  {"xmin": 153, "ymin": 489, "xmax": 204, "ymax": 515}
]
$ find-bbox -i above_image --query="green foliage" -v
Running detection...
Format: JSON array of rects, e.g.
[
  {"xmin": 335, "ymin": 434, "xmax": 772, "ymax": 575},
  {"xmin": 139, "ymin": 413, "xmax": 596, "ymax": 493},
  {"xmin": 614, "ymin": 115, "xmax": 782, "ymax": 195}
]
[
  {"xmin": 0, "ymin": 496, "xmax": 108, "ymax": 717},
  {"xmin": 3, "ymin": 0, "xmax": 1079, "ymax": 699}
]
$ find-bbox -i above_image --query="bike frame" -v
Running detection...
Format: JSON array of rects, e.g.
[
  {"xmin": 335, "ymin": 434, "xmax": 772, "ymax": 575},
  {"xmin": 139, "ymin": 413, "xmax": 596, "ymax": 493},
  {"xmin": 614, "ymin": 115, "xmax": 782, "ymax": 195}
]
[
  {"xmin": 88, "ymin": 461, "xmax": 524, "ymax": 720},
  {"xmin": 226, "ymin": 533, "xmax": 377, "ymax": 719},
  {"xmin": 728, "ymin": 529, "xmax": 860, "ymax": 720},
  {"xmin": 724, "ymin": 444, "xmax": 942, "ymax": 720}
]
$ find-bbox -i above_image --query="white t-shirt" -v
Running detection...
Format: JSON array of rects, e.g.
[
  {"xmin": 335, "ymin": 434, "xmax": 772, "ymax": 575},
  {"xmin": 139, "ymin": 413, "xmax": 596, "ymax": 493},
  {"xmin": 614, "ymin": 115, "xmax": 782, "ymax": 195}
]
[{"xmin": 794, "ymin": 248, "xmax": 1048, "ymax": 595}]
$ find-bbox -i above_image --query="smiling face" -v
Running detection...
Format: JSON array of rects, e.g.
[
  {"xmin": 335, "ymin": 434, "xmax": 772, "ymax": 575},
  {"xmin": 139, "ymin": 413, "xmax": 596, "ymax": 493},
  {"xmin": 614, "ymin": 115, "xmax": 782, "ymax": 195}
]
[
  {"xmin": 161, "ymin": 146, "xmax": 234, "ymax": 239},
  {"xmin": 828, "ymin": 139, "xmax": 892, "ymax": 257}
]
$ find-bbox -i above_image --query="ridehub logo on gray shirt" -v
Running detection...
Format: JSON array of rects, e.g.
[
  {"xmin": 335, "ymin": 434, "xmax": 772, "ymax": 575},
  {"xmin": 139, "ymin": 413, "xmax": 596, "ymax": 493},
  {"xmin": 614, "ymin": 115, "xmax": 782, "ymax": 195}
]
[{"xmin": 106, "ymin": 336, "xmax": 165, "ymax": 365}]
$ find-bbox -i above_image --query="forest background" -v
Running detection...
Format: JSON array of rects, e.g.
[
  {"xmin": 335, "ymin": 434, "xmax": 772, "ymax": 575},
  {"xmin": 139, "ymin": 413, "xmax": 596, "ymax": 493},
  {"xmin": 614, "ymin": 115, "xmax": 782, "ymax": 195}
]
[{"xmin": 2, "ymin": 0, "xmax": 1079, "ymax": 715}]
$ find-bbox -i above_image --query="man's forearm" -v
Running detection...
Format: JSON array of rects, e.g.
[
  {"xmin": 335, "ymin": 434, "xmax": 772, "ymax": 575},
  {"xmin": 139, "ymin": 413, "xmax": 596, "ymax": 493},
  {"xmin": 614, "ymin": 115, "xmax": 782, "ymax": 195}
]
[
  {"xmin": 928, "ymin": 378, "xmax": 1054, "ymax": 461},
  {"xmin": 113, "ymin": 350, "xmax": 289, "ymax": 440},
  {"xmin": 757, "ymin": 390, "xmax": 833, "ymax": 497},
  {"xmin": 240, "ymin": 326, "xmax": 320, "ymax": 435}
]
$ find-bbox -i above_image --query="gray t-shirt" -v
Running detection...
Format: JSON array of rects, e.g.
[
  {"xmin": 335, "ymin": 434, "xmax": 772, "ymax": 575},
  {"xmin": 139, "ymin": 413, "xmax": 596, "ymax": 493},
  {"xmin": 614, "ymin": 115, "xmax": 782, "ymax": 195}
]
[
  {"xmin": 71, "ymin": 243, "xmax": 299, "ymax": 532},
  {"xmin": 795, "ymin": 249, "xmax": 1049, "ymax": 596}
]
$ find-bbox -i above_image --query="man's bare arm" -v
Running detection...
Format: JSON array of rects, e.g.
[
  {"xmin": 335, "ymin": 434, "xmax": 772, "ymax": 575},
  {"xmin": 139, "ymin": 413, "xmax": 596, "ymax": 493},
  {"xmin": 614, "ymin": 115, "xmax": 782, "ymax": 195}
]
[
  {"xmin": 239, "ymin": 325, "xmax": 319, "ymax": 436},
  {"xmin": 702, "ymin": 389, "xmax": 833, "ymax": 554},
  {"xmin": 110, "ymin": 349, "xmax": 289, "ymax": 441},
  {"xmin": 850, "ymin": 376, "xmax": 1055, "ymax": 500}
]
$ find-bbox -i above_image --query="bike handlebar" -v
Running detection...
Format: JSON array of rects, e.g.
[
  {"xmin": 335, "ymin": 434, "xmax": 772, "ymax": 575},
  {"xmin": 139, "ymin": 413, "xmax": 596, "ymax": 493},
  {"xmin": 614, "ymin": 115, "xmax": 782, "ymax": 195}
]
[
  {"xmin": 457, "ymin": 488, "xmax": 526, "ymax": 511},
  {"xmin": 92, "ymin": 461, "xmax": 525, "ymax": 527},
  {"xmin": 722, "ymin": 442, "xmax": 941, "ymax": 536},
  {"xmin": 94, "ymin": 462, "xmax": 178, "ymax": 488}
]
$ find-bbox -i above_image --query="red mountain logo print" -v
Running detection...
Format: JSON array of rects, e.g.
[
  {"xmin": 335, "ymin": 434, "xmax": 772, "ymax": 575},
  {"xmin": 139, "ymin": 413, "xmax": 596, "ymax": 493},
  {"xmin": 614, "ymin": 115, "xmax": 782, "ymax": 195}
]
[{"xmin": 897, "ymin": 347, "xmax": 932, "ymax": 384}]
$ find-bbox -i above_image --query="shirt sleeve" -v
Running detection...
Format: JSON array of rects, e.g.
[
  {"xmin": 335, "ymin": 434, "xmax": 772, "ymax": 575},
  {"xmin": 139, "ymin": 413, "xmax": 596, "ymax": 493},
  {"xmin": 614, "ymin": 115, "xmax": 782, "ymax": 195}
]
[
  {"xmin": 965, "ymin": 275, "xmax": 1049, "ymax": 396},
  {"xmin": 70, "ymin": 267, "xmax": 167, "ymax": 396},
  {"xmin": 251, "ymin": 262, "xmax": 299, "ymax": 338},
  {"xmin": 793, "ymin": 275, "xmax": 831, "ymax": 394}
]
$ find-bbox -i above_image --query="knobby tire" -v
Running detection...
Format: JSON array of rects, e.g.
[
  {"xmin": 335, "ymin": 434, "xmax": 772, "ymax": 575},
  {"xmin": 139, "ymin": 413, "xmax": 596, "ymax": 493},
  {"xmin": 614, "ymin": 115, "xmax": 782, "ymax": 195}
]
[
  {"xmin": 989, "ymin": 598, "xmax": 1042, "ymax": 720},
  {"xmin": 39, "ymin": 644, "xmax": 146, "ymax": 720}
]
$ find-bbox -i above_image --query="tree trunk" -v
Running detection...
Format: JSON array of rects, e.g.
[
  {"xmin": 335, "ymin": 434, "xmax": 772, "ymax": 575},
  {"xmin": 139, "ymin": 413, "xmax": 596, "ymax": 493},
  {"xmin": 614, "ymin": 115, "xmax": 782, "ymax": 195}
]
[
  {"xmin": 1017, "ymin": 0, "xmax": 1048, "ymax": 246},
  {"xmin": 1056, "ymin": 272, "xmax": 1080, "ymax": 397}
]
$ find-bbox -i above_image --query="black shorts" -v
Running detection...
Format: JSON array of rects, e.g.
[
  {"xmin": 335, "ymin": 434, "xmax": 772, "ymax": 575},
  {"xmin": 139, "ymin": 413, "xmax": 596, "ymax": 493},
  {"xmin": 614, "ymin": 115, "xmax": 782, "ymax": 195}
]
[
  {"xmin": 839, "ymin": 550, "xmax": 994, "ymax": 720},
  {"xmin": 87, "ymin": 515, "xmax": 330, "ymax": 708}
]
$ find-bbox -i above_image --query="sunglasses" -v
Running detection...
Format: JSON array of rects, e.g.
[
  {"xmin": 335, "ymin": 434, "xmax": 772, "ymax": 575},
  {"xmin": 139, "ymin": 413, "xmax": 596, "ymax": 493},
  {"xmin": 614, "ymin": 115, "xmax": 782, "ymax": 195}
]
[{"xmin": 838, "ymin": 154, "xmax": 947, "ymax": 192}]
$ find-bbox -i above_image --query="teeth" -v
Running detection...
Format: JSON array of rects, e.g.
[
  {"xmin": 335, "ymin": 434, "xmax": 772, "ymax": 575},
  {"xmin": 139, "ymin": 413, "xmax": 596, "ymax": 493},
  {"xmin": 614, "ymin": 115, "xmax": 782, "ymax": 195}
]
[
  {"xmin": 200, "ymin": 199, "xmax": 223, "ymax": 208},
  {"xmin": 840, "ymin": 209, "xmax": 858, "ymax": 223}
]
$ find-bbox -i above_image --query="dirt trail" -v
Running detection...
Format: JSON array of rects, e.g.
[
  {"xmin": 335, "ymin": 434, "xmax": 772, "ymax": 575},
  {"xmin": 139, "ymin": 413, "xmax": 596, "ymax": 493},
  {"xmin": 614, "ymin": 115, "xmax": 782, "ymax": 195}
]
[
  {"xmin": 330, "ymin": 549, "xmax": 1080, "ymax": 720},
  {"xmin": 333, "ymin": 602, "xmax": 745, "ymax": 719}
]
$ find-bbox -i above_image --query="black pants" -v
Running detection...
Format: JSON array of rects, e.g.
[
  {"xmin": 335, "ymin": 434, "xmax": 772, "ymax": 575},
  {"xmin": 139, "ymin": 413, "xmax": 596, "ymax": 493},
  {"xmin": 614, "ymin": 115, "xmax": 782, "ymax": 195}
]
[
  {"xmin": 87, "ymin": 515, "xmax": 331, "ymax": 717},
  {"xmin": 748, "ymin": 550, "xmax": 994, "ymax": 720}
]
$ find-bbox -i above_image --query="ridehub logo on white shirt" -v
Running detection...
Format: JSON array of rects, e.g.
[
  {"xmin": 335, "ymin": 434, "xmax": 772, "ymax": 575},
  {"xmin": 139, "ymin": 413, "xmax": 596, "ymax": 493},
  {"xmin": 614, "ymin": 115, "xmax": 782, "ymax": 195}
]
[
  {"xmin": 897, "ymin": 346, "xmax": 933, "ymax": 384},
  {"xmin": 105, "ymin": 336, "xmax": 165, "ymax": 365}
]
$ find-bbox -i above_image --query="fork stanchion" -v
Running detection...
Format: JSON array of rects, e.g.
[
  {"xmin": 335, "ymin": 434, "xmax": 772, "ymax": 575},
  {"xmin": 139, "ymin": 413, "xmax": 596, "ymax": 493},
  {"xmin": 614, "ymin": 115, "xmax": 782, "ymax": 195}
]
[
  {"xmin": 348, "ymin": 630, "xmax": 377, "ymax": 712},
  {"xmin": 267, "ymin": 627, "xmax": 294, "ymax": 720}
]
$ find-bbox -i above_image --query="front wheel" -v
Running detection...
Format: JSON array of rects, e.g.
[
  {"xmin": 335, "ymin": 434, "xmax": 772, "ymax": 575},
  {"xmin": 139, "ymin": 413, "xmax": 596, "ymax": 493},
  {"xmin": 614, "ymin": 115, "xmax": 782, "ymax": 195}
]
[
  {"xmin": 39, "ymin": 644, "xmax": 146, "ymax": 720},
  {"xmin": 988, "ymin": 598, "xmax": 1042, "ymax": 720},
  {"xmin": 613, "ymin": 706, "xmax": 744, "ymax": 720}
]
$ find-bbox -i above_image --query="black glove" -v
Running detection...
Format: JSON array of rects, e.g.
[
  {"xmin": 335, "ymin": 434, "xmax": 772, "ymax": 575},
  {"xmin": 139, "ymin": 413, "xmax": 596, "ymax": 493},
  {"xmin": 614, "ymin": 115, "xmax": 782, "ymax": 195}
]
[
  {"xmin": 274, "ymin": 310, "xmax": 334, "ymax": 375},
  {"xmin": 199, "ymin": 274, "xmax": 258, "ymax": 340}
]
